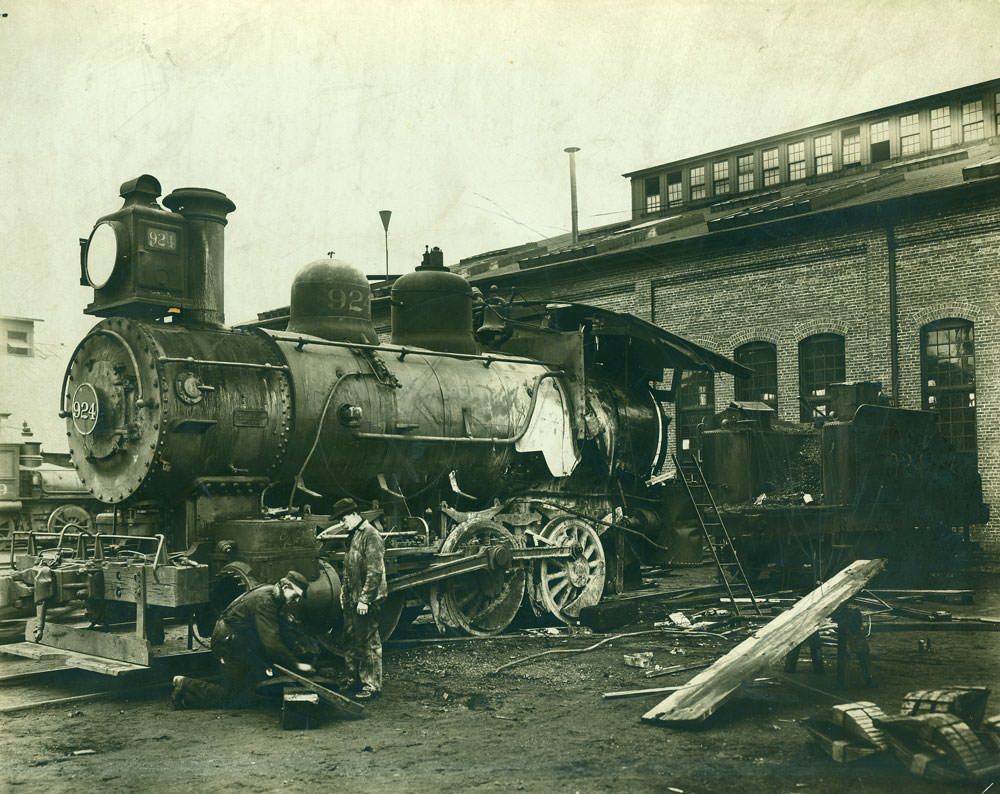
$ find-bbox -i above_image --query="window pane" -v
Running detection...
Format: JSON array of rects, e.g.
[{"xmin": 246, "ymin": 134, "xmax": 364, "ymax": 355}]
[
  {"xmin": 667, "ymin": 181, "xmax": 683, "ymax": 207},
  {"xmin": 689, "ymin": 166, "xmax": 705, "ymax": 200},
  {"xmin": 962, "ymin": 102, "xmax": 984, "ymax": 141},
  {"xmin": 713, "ymin": 160, "xmax": 730, "ymax": 195},
  {"xmin": 798, "ymin": 334, "xmax": 845, "ymax": 421},
  {"xmin": 870, "ymin": 120, "xmax": 889, "ymax": 142},
  {"xmin": 931, "ymin": 126, "xmax": 952, "ymax": 149},
  {"xmin": 788, "ymin": 141, "xmax": 805, "ymax": 181},
  {"xmin": 814, "ymin": 134, "xmax": 833, "ymax": 174},
  {"xmin": 922, "ymin": 319, "xmax": 977, "ymax": 454},
  {"xmin": 676, "ymin": 371, "xmax": 715, "ymax": 456},
  {"xmin": 931, "ymin": 106, "xmax": 952, "ymax": 149},
  {"xmin": 734, "ymin": 341, "xmax": 778, "ymax": 411},
  {"xmin": 842, "ymin": 130, "xmax": 861, "ymax": 164},
  {"xmin": 930, "ymin": 106, "xmax": 951, "ymax": 126},
  {"xmin": 644, "ymin": 176, "xmax": 661, "ymax": 212}
]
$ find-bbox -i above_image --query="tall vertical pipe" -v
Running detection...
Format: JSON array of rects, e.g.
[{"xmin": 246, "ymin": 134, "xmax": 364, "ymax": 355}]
[{"xmin": 564, "ymin": 147, "xmax": 580, "ymax": 244}]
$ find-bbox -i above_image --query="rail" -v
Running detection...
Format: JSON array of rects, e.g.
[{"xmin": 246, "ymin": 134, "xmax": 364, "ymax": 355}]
[{"xmin": 267, "ymin": 332, "xmax": 559, "ymax": 369}]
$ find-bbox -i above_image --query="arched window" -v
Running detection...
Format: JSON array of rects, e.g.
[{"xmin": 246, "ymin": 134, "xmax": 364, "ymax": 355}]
[
  {"xmin": 798, "ymin": 333, "xmax": 846, "ymax": 421},
  {"xmin": 734, "ymin": 341, "xmax": 778, "ymax": 411},
  {"xmin": 921, "ymin": 319, "xmax": 977, "ymax": 454},
  {"xmin": 676, "ymin": 370, "xmax": 715, "ymax": 456}
]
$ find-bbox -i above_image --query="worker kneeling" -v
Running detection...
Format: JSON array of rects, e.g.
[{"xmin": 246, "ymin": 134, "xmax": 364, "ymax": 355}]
[{"xmin": 172, "ymin": 571, "xmax": 315, "ymax": 709}]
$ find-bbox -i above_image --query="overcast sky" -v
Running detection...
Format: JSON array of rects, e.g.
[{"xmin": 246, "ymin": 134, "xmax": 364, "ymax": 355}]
[{"xmin": 2, "ymin": 0, "xmax": 998, "ymax": 350}]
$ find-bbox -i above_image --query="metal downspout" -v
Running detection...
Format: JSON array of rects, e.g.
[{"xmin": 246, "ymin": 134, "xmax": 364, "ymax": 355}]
[{"xmin": 887, "ymin": 223, "xmax": 900, "ymax": 406}]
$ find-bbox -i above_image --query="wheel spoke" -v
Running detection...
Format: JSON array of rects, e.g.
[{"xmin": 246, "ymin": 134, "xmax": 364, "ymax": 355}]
[{"xmin": 549, "ymin": 578, "xmax": 569, "ymax": 598}]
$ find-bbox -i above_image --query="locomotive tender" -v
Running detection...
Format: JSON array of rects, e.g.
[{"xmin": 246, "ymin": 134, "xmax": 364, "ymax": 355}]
[{"xmin": 0, "ymin": 175, "xmax": 986, "ymax": 669}]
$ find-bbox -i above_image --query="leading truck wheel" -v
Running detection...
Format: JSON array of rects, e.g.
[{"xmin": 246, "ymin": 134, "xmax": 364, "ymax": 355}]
[
  {"xmin": 535, "ymin": 516, "xmax": 606, "ymax": 623},
  {"xmin": 429, "ymin": 519, "xmax": 525, "ymax": 636}
]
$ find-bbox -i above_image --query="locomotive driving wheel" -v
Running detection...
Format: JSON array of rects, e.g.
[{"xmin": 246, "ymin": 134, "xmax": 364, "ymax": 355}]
[
  {"xmin": 46, "ymin": 504, "xmax": 94, "ymax": 534},
  {"xmin": 535, "ymin": 516, "xmax": 606, "ymax": 623},
  {"xmin": 430, "ymin": 519, "xmax": 525, "ymax": 636}
]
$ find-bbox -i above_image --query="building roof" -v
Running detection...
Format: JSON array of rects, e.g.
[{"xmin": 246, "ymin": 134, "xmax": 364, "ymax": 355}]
[
  {"xmin": 456, "ymin": 139, "xmax": 1000, "ymax": 282},
  {"xmin": 621, "ymin": 78, "xmax": 1000, "ymax": 179}
]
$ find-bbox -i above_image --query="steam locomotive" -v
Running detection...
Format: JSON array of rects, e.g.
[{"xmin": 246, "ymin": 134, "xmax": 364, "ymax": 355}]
[{"xmin": 0, "ymin": 175, "xmax": 986, "ymax": 670}]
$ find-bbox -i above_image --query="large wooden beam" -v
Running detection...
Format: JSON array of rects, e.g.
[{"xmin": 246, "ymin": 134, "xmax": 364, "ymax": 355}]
[{"xmin": 642, "ymin": 558, "xmax": 885, "ymax": 725}]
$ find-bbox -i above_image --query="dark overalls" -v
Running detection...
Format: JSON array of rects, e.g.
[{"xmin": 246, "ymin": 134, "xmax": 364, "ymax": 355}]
[{"xmin": 177, "ymin": 585, "xmax": 301, "ymax": 708}]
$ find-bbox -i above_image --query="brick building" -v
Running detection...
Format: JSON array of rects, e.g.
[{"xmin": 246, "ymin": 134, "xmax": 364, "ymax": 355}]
[{"xmin": 387, "ymin": 78, "xmax": 1000, "ymax": 548}]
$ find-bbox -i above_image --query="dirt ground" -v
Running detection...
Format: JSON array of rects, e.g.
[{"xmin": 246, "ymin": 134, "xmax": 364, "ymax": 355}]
[{"xmin": 2, "ymin": 566, "xmax": 1000, "ymax": 794}]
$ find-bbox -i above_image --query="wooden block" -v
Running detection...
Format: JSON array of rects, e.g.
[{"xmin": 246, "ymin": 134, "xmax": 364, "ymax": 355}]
[
  {"xmin": 102, "ymin": 563, "xmax": 209, "ymax": 607},
  {"xmin": 877, "ymin": 713, "xmax": 999, "ymax": 779},
  {"xmin": 282, "ymin": 689, "xmax": 320, "ymax": 730},
  {"xmin": 829, "ymin": 701, "xmax": 888, "ymax": 749},
  {"xmin": 802, "ymin": 718, "xmax": 880, "ymax": 763},
  {"xmin": 579, "ymin": 599, "xmax": 638, "ymax": 632},
  {"xmin": 900, "ymin": 687, "xmax": 990, "ymax": 729},
  {"xmin": 273, "ymin": 664, "xmax": 364, "ymax": 719}
]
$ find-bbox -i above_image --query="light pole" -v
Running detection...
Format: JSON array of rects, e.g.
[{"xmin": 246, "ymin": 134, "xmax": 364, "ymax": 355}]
[
  {"xmin": 564, "ymin": 146, "xmax": 580, "ymax": 244},
  {"xmin": 379, "ymin": 210, "xmax": 392, "ymax": 280}
]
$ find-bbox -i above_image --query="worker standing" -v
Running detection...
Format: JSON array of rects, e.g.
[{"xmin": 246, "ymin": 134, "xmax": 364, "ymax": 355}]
[
  {"xmin": 328, "ymin": 498, "xmax": 387, "ymax": 700},
  {"xmin": 171, "ymin": 571, "xmax": 315, "ymax": 709}
]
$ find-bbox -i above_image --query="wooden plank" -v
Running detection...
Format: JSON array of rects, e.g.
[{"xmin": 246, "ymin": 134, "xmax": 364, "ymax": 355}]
[
  {"xmin": 1, "ymin": 641, "xmax": 66, "ymax": 661},
  {"xmin": 273, "ymin": 663, "xmax": 364, "ymax": 719},
  {"xmin": 26, "ymin": 620, "xmax": 151, "ymax": 666},
  {"xmin": 603, "ymin": 686, "xmax": 683, "ymax": 700},
  {"xmin": 642, "ymin": 558, "xmax": 884, "ymax": 725},
  {"xmin": 2, "ymin": 640, "xmax": 147, "ymax": 675}
]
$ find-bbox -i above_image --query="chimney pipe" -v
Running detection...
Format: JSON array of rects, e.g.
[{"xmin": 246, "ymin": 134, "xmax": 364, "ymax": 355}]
[
  {"xmin": 564, "ymin": 147, "xmax": 580, "ymax": 245},
  {"xmin": 162, "ymin": 187, "xmax": 236, "ymax": 328}
]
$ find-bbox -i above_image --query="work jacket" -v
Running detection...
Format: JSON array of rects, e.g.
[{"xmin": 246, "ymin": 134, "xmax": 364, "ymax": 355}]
[
  {"xmin": 342, "ymin": 522, "xmax": 388, "ymax": 606},
  {"xmin": 217, "ymin": 585, "xmax": 300, "ymax": 669}
]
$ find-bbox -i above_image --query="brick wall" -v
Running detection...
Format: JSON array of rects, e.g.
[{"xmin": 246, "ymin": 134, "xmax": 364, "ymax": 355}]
[{"xmin": 497, "ymin": 193, "xmax": 1000, "ymax": 549}]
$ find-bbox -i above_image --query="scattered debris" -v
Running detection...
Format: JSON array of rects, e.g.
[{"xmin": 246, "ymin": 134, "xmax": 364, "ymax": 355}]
[
  {"xmin": 667, "ymin": 612, "xmax": 692, "ymax": 628},
  {"xmin": 644, "ymin": 662, "xmax": 711, "ymax": 680},
  {"xmin": 603, "ymin": 685, "xmax": 684, "ymax": 700},
  {"xmin": 803, "ymin": 689, "xmax": 1000, "ymax": 782},
  {"xmin": 642, "ymin": 559, "xmax": 885, "ymax": 725},
  {"xmin": 71, "ymin": 749, "xmax": 96, "ymax": 756},
  {"xmin": 623, "ymin": 652, "xmax": 654, "ymax": 669}
]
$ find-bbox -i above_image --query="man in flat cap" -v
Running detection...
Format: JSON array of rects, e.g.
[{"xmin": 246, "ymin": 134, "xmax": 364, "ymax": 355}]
[
  {"xmin": 326, "ymin": 498, "xmax": 387, "ymax": 700},
  {"xmin": 171, "ymin": 571, "xmax": 315, "ymax": 709}
]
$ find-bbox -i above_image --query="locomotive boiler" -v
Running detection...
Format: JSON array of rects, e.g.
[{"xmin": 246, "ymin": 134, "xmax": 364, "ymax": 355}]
[{"xmin": 0, "ymin": 175, "xmax": 747, "ymax": 668}]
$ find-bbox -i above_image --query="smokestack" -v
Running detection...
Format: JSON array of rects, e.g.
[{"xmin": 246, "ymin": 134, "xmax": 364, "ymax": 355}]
[
  {"xmin": 162, "ymin": 187, "xmax": 236, "ymax": 327},
  {"xmin": 564, "ymin": 147, "xmax": 580, "ymax": 244}
]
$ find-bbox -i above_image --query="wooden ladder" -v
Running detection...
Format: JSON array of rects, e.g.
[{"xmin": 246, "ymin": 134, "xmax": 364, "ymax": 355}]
[{"xmin": 672, "ymin": 452, "xmax": 761, "ymax": 617}]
